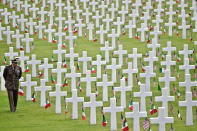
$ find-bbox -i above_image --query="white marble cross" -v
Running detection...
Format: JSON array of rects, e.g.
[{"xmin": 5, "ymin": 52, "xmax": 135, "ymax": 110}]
[
  {"xmin": 134, "ymin": 84, "xmax": 152, "ymax": 112},
  {"xmin": 128, "ymin": 48, "xmax": 142, "ymax": 71},
  {"xmin": 27, "ymin": 54, "xmax": 41, "ymax": 77},
  {"xmin": 84, "ymin": 93, "xmax": 103, "ymax": 124},
  {"xmin": 29, "ymin": 4, "xmax": 39, "ymax": 19},
  {"xmin": 20, "ymin": 74, "xmax": 37, "ymax": 101},
  {"xmin": 64, "ymin": 0, "xmax": 73, "ymax": 16},
  {"xmin": 65, "ymin": 48, "xmax": 78, "ymax": 68},
  {"xmin": 125, "ymin": 20, "xmax": 136, "ymax": 38},
  {"xmin": 39, "ymin": 58, "xmax": 53, "ymax": 82},
  {"xmin": 78, "ymin": 51, "xmax": 92, "ymax": 74},
  {"xmin": 123, "ymin": 62, "xmax": 137, "ymax": 88},
  {"xmin": 162, "ymin": 41, "xmax": 176, "ymax": 57},
  {"xmin": 115, "ymin": 79, "xmax": 131, "ymax": 108},
  {"xmin": 56, "ymin": 0, "xmax": 65, "ymax": 13},
  {"xmin": 35, "ymin": 21, "xmax": 46, "ymax": 39},
  {"xmin": 14, "ymin": 0, "xmax": 23, "ymax": 12},
  {"xmin": 143, "ymin": 1, "xmax": 152, "ymax": 14},
  {"xmin": 48, "ymin": 10, "xmax": 55, "ymax": 25},
  {"xmin": 179, "ymin": 58, "xmax": 195, "ymax": 74},
  {"xmin": 53, "ymin": 44, "xmax": 66, "ymax": 63},
  {"xmin": 12, "ymin": 29, "xmax": 24, "ymax": 49},
  {"xmin": 150, "ymin": 26, "xmax": 162, "ymax": 42},
  {"xmin": 92, "ymin": 10, "xmax": 102, "ymax": 28},
  {"xmin": 87, "ymin": 22, "xmax": 94, "ymax": 40},
  {"xmin": 178, "ymin": 20, "xmax": 190, "ymax": 39},
  {"xmin": 55, "ymin": 15, "xmax": 65, "ymax": 30},
  {"xmin": 0, "ymin": 23, "xmax": 5, "ymax": 41},
  {"xmin": 147, "ymin": 38, "xmax": 160, "ymax": 57},
  {"xmin": 9, "ymin": 11, "xmax": 19, "ymax": 28},
  {"xmin": 123, "ymin": 0, "xmax": 132, "ymax": 11},
  {"xmin": 140, "ymin": 12, "xmax": 150, "ymax": 27},
  {"xmin": 66, "ymin": 66, "xmax": 81, "ymax": 90},
  {"xmin": 166, "ymin": 0, "xmax": 176, "ymax": 8},
  {"xmin": 96, "ymin": 24, "xmax": 107, "ymax": 44},
  {"xmin": 125, "ymin": 102, "xmax": 147, "ymax": 131},
  {"xmin": 114, "ymin": 44, "xmax": 127, "ymax": 66},
  {"xmin": 81, "ymin": 0, "xmax": 88, "ymax": 9},
  {"xmin": 150, "ymin": 107, "xmax": 174, "ymax": 131},
  {"xmin": 18, "ymin": 51, "xmax": 29, "ymax": 72},
  {"xmin": 82, "ymin": 8, "xmax": 92, "ymax": 24},
  {"xmin": 97, "ymin": 74, "xmax": 113, "ymax": 102},
  {"xmin": 178, "ymin": 0, "xmax": 188, "ymax": 14},
  {"xmin": 4, "ymin": 47, "xmax": 18, "ymax": 64},
  {"xmin": 165, "ymin": 17, "xmax": 176, "ymax": 36},
  {"xmin": 38, "ymin": 7, "xmax": 48, "ymax": 23},
  {"xmin": 17, "ymin": 14, "xmax": 27, "ymax": 31},
  {"xmin": 26, "ymin": 18, "xmax": 37, "ymax": 35},
  {"xmin": 45, "ymin": 24, "xmax": 55, "ymax": 43},
  {"xmin": 129, "ymin": 9, "xmax": 139, "ymax": 26},
  {"xmin": 154, "ymin": 1, "xmax": 164, "ymax": 16},
  {"xmin": 179, "ymin": 10, "xmax": 188, "ymax": 23},
  {"xmin": 152, "ymin": 15, "xmax": 163, "ymax": 30},
  {"xmin": 3, "ymin": 26, "xmax": 14, "ymax": 45},
  {"xmin": 161, "ymin": 55, "xmax": 176, "ymax": 72},
  {"xmin": 65, "ymin": 31, "xmax": 77, "ymax": 49},
  {"xmin": 115, "ymin": 0, "xmax": 120, "ymax": 8},
  {"xmin": 103, "ymin": 14, "xmax": 112, "ymax": 31},
  {"xmin": 0, "ymin": 66, "xmax": 5, "ymax": 91},
  {"xmin": 144, "ymin": 51, "xmax": 158, "ymax": 73},
  {"xmin": 140, "ymin": 66, "xmax": 156, "ymax": 92},
  {"xmin": 100, "ymin": 40, "xmax": 113, "ymax": 63},
  {"xmin": 98, "ymin": 1, "xmax": 107, "ymax": 17},
  {"xmin": 137, "ymin": 23, "xmax": 148, "ymax": 42},
  {"xmin": 1, "ymin": 8, "xmax": 11, "ymax": 24},
  {"xmin": 92, "ymin": 55, "xmax": 106, "ymax": 78},
  {"xmin": 75, "ymin": 19, "xmax": 85, "ymax": 37},
  {"xmin": 21, "ymin": 0, "xmax": 31, "ymax": 16},
  {"xmin": 113, "ymin": 17, "xmax": 124, "ymax": 35},
  {"xmin": 118, "ymin": 5, "xmax": 128, "ymax": 23},
  {"xmin": 107, "ymin": 28, "xmax": 119, "ymax": 49},
  {"xmin": 55, "ymin": 28, "xmax": 66, "ymax": 46},
  {"xmin": 155, "ymin": 88, "xmax": 175, "ymax": 116},
  {"xmin": 52, "ymin": 62, "xmax": 67, "ymax": 85},
  {"xmin": 73, "ymin": 6, "xmax": 82, "ymax": 20},
  {"xmin": 108, "ymin": 3, "xmax": 117, "ymax": 20},
  {"xmin": 66, "ymin": 89, "xmax": 84, "ymax": 119},
  {"xmin": 49, "ymin": 84, "xmax": 67, "ymax": 113},
  {"xmin": 89, "ymin": 0, "xmax": 98, "ymax": 12},
  {"xmin": 106, "ymin": 58, "xmax": 121, "ymax": 83},
  {"xmin": 179, "ymin": 74, "xmax": 197, "ymax": 92},
  {"xmin": 22, "ymin": 33, "xmax": 34, "ymax": 53},
  {"xmin": 34, "ymin": 79, "xmax": 51, "ymax": 107},
  {"xmin": 103, "ymin": 98, "xmax": 124, "ymax": 130},
  {"xmin": 179, "ymin": 92, "xmax": 197, "ymax": 126},
  {"xmin": 179, "ymin": 44, "xmax": 193, "ymax": 62},
  {"xmin": 159, "ymin": 69, "xmax": 175, "ymax": 90},
  {"xmin": 81, "ymin": 70, "xmax": 96, "ymax": 96}
]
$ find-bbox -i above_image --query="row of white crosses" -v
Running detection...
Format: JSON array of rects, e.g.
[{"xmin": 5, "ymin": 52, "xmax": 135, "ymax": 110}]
[
  {"xmin": 178, "ymin": 44, "xmax": 197, "ymax": 126},
  {"xmin": 1, "ymin": 0, "xmax": 195, "ymax": 51},
  {"xmin": 151, "ymin": 41, "xmax": 176, "ymax": 130},
  {"xmin": 1, "ymin": 1, "xmax": 197, "ymax": 131}
]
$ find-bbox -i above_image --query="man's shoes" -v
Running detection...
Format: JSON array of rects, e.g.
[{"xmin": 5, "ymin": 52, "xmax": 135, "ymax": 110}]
[
  {"xmin": 13, "ymin": 107, "xmax": 16, "ymax": 112},
  {"xmin": 10, "ymin": 107, "xmax": 16, "ymax": 113}
]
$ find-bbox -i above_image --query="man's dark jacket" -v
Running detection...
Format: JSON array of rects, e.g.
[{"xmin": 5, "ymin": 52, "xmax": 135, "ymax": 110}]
[{"xmin": 3, "ymin": 65, "xmax": 22, "ymax": 90}]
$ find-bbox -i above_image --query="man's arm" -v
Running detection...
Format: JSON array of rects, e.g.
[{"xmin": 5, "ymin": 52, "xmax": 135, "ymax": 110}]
[
  {"xmin": 3, "ymin": 66, "xmax": 8, "ymax": 80},
  {"xmin": 18, "ymin": 67, "xmax": 22, "ymax": 79}
]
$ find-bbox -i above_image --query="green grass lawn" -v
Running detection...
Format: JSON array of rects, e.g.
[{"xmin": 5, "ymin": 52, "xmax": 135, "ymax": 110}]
[{"xmin": 0, "ymin": 0, "xmax": 197, "ymax": 131}]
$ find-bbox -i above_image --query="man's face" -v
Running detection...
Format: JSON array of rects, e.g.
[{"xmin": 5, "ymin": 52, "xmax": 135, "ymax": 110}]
[{"xmin": 12, "ymin": 63, "xmax": 17, "ymax": 67}]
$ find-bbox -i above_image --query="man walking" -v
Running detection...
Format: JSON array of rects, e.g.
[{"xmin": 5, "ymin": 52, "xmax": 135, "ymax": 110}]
[{"xmin": 3, "ymin": 58, "xmax": 22, "ymax": 112}]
